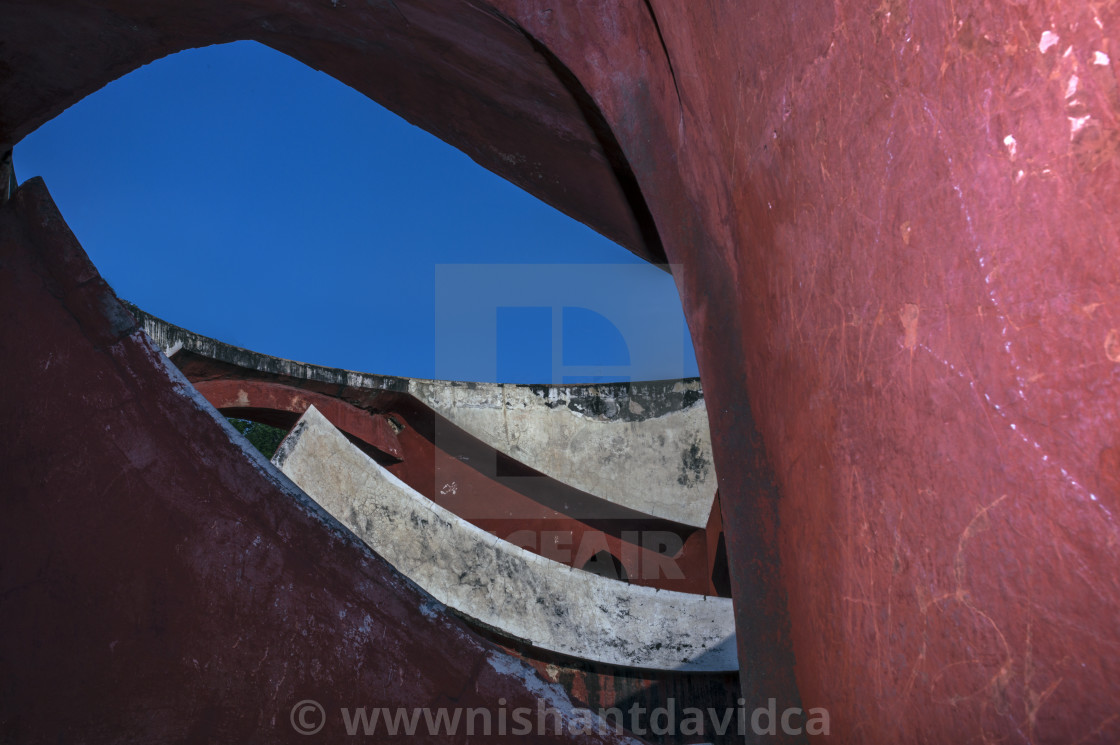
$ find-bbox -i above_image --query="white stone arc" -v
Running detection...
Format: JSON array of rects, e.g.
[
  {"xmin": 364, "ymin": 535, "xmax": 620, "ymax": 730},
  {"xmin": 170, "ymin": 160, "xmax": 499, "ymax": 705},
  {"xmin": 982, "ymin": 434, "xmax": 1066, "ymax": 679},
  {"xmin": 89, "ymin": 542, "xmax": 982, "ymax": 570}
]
[{"xmin": 273, "ymin": 405, "xmax": 738, "ymax": 671}]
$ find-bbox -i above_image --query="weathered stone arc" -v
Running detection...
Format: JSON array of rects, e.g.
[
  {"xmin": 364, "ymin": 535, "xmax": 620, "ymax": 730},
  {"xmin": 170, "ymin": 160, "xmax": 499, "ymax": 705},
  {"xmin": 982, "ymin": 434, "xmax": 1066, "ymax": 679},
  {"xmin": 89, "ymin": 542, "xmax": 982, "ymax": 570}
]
[
  {"xmin": 142, "ymin": 310, "xmax": 726, "ymax": 595},
  {"xmin": 275, "ymin": 405, "xmax": 737, "ymax": 672},
  {"xmin": 410, "ymin": 380, "xmax": 716, "ymax": 527},
  {"xmin": 141, "ymin": 310, "xmax": 718, "ymax": 528}
]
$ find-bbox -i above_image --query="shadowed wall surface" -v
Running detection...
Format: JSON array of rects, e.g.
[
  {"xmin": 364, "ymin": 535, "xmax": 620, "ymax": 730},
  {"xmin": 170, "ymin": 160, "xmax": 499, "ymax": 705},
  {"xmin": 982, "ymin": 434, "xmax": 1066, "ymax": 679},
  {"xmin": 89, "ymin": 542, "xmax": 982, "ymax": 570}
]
[{"xmin": 3, "ymin": 1, "xmax": 1120, "ymax": 742}]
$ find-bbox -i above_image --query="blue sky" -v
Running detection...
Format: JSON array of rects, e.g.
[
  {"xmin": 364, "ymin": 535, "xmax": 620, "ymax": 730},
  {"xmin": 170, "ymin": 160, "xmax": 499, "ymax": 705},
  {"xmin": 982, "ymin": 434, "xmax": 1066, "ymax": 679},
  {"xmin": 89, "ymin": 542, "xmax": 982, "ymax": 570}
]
[{"xmin": 15, "ymin": 41, "xmax": 698, "ymax": 383}]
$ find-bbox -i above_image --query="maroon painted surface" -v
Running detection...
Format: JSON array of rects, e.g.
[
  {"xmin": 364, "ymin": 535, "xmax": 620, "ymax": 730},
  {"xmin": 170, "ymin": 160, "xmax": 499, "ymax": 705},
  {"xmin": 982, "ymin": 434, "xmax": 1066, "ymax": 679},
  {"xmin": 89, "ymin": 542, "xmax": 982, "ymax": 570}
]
[
  {"xmin": 0, "ymin": 178, "xmax": 642, "ymax": 743},
  {"xmin": 194, "ymin": 378, "xmax": 404, "ymax": 460},
  {"xmin": 3, "ymin": 0, "xmax": 1120, "ymax": 742}
]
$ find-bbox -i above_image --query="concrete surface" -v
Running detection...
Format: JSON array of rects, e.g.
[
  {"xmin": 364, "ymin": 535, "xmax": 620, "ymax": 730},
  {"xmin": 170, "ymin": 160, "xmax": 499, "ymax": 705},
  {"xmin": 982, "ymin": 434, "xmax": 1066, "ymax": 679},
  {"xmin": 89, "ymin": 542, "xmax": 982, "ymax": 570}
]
[
  {"xmin": 411, "ymin": 381, "xmax": 715, "ymax": 527},
  {"xmin": 274, "ymin": 405, "xmax": 737, "ymax": 672},
  {"xmin": 141, "ymin": 311, "xmax": 717, "ymax": 527}
]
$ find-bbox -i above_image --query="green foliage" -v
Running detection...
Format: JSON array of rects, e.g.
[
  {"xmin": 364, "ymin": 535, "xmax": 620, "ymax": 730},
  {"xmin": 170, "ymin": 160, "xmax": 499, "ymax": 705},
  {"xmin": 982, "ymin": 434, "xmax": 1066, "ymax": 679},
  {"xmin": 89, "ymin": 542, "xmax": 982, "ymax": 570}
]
[{"xmin": 227, "ymin": 417, "xmax": 288, "ymax": 460}]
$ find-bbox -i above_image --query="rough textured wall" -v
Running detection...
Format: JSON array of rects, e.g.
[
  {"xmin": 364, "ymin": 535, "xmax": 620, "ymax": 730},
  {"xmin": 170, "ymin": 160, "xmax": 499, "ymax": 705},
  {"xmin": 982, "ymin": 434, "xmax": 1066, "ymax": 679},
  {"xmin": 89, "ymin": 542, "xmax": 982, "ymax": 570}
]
[
  {"xmin": 2, "ymin": 0, "xmax": 1120, "ymax": 742},
  {"xmin": 411, "ymin": 380, "xmax": 716, "ymax": 527},
  {"xmin": 664, "ymin": 4, "xmax": 1120, "ymax": 743},
  {"xmin": 491, "ymin": 2, "xmax": 1120, "ymax": 741}
]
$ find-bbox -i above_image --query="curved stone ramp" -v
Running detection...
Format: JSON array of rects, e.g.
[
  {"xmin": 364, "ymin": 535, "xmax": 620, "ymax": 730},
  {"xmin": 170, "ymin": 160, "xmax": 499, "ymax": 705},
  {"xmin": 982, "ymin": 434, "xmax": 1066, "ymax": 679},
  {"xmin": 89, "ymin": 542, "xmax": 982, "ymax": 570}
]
[
  {"xmin": 274, "ymin": 406, "xmax": 738, "ymax": 672},
  {"xmin": 409, "ymin": 381, "xmax": 715, "ymax": 528},
  {"xmin": 136, "ymin": 310, "xmax": 716, "ymax": 528}
]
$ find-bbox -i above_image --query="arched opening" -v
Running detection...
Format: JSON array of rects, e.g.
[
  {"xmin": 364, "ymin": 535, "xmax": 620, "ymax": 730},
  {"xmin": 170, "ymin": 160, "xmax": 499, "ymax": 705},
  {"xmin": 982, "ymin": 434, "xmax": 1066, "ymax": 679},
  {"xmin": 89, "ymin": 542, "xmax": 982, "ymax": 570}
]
[
  {"xmin": 14, "ymin": 40, "xmax": 697, "ymax": 383},
  {"xmin": 7, "ymin": 16, "xmax": 725, "ymax": 600},
  {"xmin": 14, "ymin": 32, "xmax": 728, "ymax": 601},
  {"xmin": 226, "ymin": 418, "xmax": 287, "ymax": 460},
  {"xmin": 0, "ymin": 2, "xmax": 756, "ymax": 734}
]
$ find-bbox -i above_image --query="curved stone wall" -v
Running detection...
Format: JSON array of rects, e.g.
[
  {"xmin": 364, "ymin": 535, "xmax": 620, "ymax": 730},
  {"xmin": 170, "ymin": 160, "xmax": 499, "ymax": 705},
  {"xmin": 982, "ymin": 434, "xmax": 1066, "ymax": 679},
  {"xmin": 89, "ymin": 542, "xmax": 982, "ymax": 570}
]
[
  {"xmin": 410, "ymin": 381, "xmax": 715, "ymax": 527},
  {"xmin": 138, "ymin": 310, "xmax": 717, "ymax": 527},
  {"xmin": 274, "ymin": 405, "xmax": 737, "ymax": 671}
]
